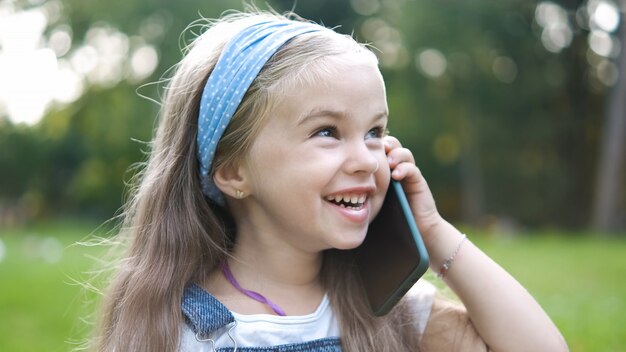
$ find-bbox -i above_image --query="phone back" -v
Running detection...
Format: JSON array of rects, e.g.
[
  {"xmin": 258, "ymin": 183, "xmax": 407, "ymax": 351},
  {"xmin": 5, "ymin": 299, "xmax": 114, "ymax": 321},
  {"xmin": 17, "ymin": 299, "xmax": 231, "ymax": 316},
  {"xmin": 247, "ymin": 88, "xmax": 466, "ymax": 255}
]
[{"xmin": 354, "ymin": 181, "xmax": 430, "ymax": 316}]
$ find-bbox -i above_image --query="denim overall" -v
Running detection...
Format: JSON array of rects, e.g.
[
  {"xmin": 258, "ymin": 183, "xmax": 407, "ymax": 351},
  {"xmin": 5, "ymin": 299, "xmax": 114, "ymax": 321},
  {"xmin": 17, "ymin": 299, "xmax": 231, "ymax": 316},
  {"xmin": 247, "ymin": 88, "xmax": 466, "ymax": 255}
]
[{"xmin": 182, "ymin": 284, "xmax": 343, "ymax": 352}]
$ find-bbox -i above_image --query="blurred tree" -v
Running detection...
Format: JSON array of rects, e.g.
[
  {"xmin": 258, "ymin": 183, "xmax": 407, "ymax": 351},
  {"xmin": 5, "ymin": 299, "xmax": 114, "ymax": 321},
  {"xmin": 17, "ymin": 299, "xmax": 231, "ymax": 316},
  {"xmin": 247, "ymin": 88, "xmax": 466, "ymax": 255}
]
[
  {"xmin": 592, "ymin": 19, "xmax": 626, "ymax": 233},
  {"xmin": 1, "ymin": 0, "xmax": 254, "ymax": 220},
  {"xmin": 341, "ymin": 0, "xmax": 618, "ymax": 230},
  {"xmin": 0, "ymin": 0, "xmax": 623, "ymax": 232}
]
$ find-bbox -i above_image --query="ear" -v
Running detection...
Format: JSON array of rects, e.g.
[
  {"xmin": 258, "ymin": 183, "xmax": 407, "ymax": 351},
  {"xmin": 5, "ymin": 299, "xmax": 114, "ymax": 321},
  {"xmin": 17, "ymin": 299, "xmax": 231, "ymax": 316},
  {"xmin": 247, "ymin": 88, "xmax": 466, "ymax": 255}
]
[{"xmin": 213, "ymin": 161, "xmax": 249, "ymax": 199}]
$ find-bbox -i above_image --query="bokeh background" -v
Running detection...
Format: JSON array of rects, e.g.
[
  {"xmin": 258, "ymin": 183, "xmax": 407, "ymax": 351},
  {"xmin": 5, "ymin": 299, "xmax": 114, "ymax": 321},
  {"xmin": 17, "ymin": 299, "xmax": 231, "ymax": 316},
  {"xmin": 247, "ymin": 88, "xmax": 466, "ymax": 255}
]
[{"xmin": 0, "ymin": 0, "xmax": 625, "ymax": 351}]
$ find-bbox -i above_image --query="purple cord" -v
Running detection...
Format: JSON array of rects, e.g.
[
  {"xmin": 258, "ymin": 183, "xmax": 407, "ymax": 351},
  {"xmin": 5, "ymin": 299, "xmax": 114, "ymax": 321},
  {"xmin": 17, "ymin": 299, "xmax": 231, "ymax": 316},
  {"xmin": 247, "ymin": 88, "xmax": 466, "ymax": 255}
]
[{"xmin": 221, "ymin": 261, "xmax": 287, "ymax": 316}]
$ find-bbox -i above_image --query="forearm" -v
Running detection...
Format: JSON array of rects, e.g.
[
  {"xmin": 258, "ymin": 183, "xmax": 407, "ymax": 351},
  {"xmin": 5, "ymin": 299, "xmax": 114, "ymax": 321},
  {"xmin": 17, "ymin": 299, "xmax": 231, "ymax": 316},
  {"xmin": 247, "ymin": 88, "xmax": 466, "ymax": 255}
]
[{"xmin": 424, "ymin": 220, "xmax": 568, "ymax": 352}]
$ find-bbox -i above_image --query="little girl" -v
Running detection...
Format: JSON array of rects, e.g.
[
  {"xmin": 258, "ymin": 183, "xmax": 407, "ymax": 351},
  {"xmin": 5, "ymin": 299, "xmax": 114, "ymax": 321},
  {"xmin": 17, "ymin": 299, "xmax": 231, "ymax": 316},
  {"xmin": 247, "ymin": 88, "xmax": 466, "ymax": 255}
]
[{"xmin": 94, "ymin": 10, "xmax": 568, "ymax": 352}]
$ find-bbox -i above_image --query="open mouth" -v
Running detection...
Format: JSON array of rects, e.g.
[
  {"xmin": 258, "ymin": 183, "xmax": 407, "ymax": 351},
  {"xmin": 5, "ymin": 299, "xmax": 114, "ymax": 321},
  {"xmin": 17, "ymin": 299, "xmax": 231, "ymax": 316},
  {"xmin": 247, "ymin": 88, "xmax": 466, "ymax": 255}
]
[{"xmin": 325, "ymin": 193, "xmax": 367, "ymax": 210}]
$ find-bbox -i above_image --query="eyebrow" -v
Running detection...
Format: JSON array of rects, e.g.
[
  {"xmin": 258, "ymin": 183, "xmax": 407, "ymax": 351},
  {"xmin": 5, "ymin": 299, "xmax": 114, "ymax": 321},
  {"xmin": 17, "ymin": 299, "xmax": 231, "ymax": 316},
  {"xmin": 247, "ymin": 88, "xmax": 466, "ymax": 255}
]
[{"xmin": 296, "ymin": 108, "xmax": 388, "ymax": 126}]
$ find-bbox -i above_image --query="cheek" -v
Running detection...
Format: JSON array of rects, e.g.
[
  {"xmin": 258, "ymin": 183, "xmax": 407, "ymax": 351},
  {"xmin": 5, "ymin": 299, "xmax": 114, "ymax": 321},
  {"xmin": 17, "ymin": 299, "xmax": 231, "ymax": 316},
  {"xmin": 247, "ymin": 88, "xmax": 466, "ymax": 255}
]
[
  {"xmin": 376, "ymin": 150, "xmax": 392, "ymax": 185},
  {"xmin": 245, "ymin": 142, "xmax": 325, "ymax": 195},
  {"xmin": 370, "ymin": 159, "xmax": 391, "ymax": 220},
  {"xmin": 246, "ymin": 134, "xmax": 292, "ymax": 171}
]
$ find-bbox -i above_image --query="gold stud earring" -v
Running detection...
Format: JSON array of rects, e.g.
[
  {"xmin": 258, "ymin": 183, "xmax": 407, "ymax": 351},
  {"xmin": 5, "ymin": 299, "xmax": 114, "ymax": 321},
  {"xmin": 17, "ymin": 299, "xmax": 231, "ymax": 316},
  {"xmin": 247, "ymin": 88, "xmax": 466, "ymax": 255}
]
[{"xmin": 235, "ymin": 189, "xmax": 245, "ymax": 199}]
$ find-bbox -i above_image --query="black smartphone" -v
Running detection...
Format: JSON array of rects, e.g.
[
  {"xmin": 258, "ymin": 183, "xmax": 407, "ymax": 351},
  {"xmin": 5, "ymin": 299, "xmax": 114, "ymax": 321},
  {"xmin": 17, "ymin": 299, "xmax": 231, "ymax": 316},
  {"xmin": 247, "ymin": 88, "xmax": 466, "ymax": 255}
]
[{"xmin": 354, "ymin": 180, "xmax": 430, "ymax": 316}]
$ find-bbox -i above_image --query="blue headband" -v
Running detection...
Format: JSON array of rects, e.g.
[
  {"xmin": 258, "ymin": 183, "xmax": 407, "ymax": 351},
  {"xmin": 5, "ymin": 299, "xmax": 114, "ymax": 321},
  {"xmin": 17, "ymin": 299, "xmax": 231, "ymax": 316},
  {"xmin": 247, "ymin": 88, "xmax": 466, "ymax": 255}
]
[{"xmin": 196, "ymin": 19, "xmax": 324, "ymax": 206}]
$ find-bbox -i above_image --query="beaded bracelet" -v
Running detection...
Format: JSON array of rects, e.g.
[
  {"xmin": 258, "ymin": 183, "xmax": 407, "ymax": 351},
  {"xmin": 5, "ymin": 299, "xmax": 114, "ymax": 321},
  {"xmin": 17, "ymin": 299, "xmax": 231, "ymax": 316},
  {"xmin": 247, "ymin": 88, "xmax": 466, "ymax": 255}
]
[{"xmin": 437, "ymin": 234, "xmax": 468, "ymax": 278}]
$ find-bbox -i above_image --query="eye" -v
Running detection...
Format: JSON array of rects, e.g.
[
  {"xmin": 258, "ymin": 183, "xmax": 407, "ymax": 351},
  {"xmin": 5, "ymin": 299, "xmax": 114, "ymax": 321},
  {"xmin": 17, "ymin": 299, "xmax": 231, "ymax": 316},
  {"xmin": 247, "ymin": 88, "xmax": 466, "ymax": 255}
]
[
  {"xmin": 313, "ymin": 125, "xmax": 338, "ymax": 138},
  {"xmin": 366, "ymin": 126, "xmax": 386, "ymax": 139}
]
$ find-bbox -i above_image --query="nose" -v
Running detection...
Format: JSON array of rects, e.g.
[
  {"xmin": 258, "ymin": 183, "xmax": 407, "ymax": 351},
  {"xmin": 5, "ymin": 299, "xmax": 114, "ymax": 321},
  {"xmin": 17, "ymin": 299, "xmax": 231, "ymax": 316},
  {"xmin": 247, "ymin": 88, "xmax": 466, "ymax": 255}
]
[{"xmin": 344, "ymin": 139, "xmax": 381, "ymax": 175}]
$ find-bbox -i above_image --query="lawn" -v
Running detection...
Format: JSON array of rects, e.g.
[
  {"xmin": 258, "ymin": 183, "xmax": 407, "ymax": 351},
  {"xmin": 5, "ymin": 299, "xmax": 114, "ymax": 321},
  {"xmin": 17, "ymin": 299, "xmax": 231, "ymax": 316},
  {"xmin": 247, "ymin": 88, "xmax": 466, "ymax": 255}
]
[
  {"xmin": 472, "ymin": 234, "xmax": 626, "ymax": 352},
  {"xmin": 0, "ymin": 222, "xmax": 624, "ymax": 351},
  {"xmin": 0, "ymin": 221, "xmax": 105, "ymax": 352}
]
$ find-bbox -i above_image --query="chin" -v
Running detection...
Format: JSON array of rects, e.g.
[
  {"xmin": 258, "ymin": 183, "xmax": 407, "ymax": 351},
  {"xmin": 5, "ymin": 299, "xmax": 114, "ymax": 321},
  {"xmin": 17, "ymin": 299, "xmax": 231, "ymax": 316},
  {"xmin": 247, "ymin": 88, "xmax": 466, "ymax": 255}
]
[{"xmin": 331, "ymin": 234, "xmax": 367, "ymax": 250}]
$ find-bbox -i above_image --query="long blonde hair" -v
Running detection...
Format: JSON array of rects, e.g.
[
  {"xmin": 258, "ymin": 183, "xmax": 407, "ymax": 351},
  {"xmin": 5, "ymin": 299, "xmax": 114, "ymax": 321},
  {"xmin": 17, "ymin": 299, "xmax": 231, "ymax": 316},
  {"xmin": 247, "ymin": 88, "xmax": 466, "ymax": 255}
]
[{"xmin": 95, "ymin": 10, "xmax": 421, "ymax": 352}]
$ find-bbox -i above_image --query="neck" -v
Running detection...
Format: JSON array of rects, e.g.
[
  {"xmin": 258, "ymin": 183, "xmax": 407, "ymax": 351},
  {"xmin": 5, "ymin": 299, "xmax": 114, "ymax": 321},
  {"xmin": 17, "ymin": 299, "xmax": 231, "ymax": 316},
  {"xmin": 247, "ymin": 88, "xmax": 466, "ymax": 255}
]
[
  {"xmin": 229, "ymin": 229, "xmax": 324, "ymax": 292},
  {"xmin": 205, "ymin": 207, "xmax": 327, "ymax": 315}
]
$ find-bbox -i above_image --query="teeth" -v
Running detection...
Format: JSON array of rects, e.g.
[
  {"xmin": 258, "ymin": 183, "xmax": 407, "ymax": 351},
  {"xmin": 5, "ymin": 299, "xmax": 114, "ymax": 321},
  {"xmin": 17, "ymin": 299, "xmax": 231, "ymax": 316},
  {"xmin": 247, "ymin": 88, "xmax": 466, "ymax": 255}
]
[{"xmin": 327, "ymin": 193, "xmax": 367, "ymax": 205}]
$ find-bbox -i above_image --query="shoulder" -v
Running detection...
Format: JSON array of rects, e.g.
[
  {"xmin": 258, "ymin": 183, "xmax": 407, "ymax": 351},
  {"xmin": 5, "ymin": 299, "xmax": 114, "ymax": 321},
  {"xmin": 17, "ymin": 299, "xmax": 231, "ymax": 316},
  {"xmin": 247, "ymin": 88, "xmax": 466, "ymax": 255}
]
[
  {"xmin": 401, "ymin": 279, "xmax": 438, "ymax": 335},
  {"xmin": 400, "ymin": 280, "xmax": 490, "ymax": 351},
  {"xmin": 405, "ymin": 279, "xmax": 437, "ymax": 304},
  {"xmin": 419, "ymin": 294, "xmax": 490, "ymax": 352}
]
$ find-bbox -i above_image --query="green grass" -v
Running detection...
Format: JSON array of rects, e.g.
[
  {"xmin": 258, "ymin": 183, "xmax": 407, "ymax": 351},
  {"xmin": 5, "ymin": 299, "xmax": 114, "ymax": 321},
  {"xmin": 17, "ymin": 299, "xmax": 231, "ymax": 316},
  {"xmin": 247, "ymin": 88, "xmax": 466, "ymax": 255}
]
[
  {"xmin": 472, "ymin": 234, "xmax": 626, "ymax": 352},
  {"xmin": 0, "ymin": 222, "xmax": 625, "ymax": 351},
  {"xmin": 0, "ymin": 221, "xmax": 106, "ymax": 352}
]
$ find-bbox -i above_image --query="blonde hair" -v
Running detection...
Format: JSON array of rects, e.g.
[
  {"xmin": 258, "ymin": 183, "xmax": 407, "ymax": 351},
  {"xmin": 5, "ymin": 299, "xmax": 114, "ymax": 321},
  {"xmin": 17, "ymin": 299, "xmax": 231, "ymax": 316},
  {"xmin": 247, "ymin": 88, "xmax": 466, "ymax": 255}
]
[{"xmin": 94, "ymin": 10, "xmax": 421, "ymax": 352}]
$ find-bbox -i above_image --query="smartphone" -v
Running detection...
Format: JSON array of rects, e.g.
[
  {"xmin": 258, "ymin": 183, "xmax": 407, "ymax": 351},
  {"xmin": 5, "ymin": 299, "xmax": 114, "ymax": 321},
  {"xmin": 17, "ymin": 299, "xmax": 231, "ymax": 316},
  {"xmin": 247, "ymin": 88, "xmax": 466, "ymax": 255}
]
[{"xmin": 353, "ymin": 180, "xmax": 430, "ymax": 316}]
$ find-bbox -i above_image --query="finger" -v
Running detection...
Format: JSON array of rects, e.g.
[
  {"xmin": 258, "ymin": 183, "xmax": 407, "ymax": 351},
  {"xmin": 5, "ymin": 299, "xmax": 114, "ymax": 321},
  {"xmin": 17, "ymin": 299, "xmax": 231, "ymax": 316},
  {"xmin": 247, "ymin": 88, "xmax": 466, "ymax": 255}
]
[
  {"xmin": 391, "ymin": 162, "xmax": 423, "ymax": 182},
  {"xmin": 387, "ymin": 148, "xmax": 415, "ymax": 169},
  {"xmin": 383, "ymin": 136, "xmax": 401, "ymax": 153}
]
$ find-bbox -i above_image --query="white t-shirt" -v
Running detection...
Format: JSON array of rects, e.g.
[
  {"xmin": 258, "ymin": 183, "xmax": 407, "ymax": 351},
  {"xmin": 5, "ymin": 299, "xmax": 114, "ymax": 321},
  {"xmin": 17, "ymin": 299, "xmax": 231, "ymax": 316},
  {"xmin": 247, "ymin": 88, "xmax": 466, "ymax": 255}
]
[{"xmin": 180, "ymin": 280, "xmax": 436, "ymax": 351}]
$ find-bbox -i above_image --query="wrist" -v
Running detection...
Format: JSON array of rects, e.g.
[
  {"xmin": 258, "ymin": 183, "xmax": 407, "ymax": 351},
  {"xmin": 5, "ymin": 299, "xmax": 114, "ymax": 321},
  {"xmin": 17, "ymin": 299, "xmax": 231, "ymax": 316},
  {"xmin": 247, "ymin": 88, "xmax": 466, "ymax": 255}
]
[
  {"xmin": 418, "ymin": 211, "xmax": 445, "ymax": 240},
  {"xmin": 436, "ymin": 234, "xmax": 468, "ymax": 278},
  {"xmin": 422, "ymin": 220, "xmax": 465, "ymax": 271}
]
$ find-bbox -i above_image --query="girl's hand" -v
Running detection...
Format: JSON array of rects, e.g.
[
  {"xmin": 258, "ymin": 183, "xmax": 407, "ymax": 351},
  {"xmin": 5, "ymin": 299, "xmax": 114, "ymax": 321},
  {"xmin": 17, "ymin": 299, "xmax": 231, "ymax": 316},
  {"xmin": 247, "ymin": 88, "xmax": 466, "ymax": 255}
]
[
  {"xmin": 383, "ymin": 136, "xmax": 444, "ymax": 239},
  {"xmin": 384, "ymin": 137, "xmax": 568, "ymax": 352}
]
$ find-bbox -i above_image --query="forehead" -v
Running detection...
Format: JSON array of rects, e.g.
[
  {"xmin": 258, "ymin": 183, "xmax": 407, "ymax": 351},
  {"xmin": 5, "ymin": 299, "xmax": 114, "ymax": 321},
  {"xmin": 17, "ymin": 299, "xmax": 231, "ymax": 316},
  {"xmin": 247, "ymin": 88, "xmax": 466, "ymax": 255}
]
[{"xmin": 271, "ymin": 58, "xmax": 388, "ymax": 124}]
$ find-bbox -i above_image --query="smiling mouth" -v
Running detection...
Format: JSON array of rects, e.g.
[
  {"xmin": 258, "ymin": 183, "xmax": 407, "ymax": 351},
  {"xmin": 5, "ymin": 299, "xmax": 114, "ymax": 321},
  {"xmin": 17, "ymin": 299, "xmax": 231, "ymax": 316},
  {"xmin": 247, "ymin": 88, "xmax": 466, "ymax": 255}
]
[{"xmin": 325, "ymin": 193, "xmax": 367, "ymax": 210}]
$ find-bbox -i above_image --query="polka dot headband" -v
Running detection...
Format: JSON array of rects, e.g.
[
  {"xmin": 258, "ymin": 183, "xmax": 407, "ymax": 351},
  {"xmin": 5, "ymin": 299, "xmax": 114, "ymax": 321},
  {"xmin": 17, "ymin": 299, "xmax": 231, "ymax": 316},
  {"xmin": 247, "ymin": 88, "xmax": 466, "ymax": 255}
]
[{"xmin": 196, "ymin": 19, "xmax": 324, "ymax": 206}]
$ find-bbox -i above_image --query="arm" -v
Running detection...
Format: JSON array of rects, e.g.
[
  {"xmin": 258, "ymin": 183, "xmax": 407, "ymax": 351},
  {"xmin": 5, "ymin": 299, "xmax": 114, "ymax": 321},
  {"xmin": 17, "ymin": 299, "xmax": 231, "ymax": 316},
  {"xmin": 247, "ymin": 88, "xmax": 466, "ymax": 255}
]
[{"xmin": 384, "ymin": 136, "xmax": 568, "ymax": 352}]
